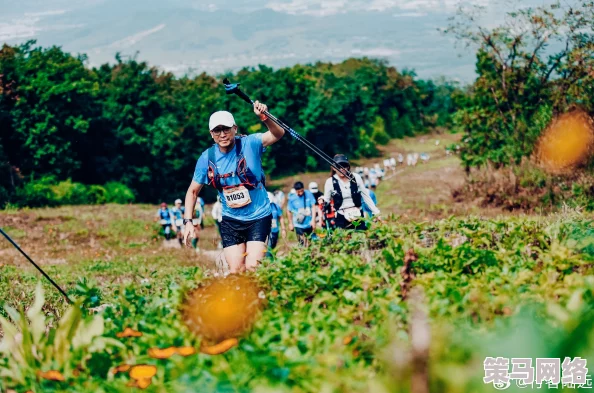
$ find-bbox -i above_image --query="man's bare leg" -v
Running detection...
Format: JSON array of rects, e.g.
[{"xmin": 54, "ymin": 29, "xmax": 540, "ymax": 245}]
[{"xmin": 245, "ymin": 241, "xmax": 267, "ymax": 271}]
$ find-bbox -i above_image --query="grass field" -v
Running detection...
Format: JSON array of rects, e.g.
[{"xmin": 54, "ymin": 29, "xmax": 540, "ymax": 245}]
[{"xmin": 1, "ymin": 133, "xmax": 594, "ymax": 392}]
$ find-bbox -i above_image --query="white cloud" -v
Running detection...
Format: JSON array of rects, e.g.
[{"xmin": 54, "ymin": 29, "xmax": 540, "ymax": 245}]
[
  {"xmin": 351, "ymin": 47, "xmax": 400, "ymax": 57},
  {"xmin": 0, "ymin": 9, "xmax": 72, "ymax": 42},
  {"xmin": 109, "ymin": 24, "xmax": 166, "ymax": 49},
  {"xmin": 24, "ymin": 10, "xmax": 67, "ymax": 17},
  {"xmin": 393, "ymin": 12, "xmax": 427, "ymax": 17},
  {"xmin": 0, "ymin": 20, "xmax": 40, "ymax": 41},
  {"xmin": 266, "ymin": 0, "xmax": 349, "ymax": 16},
  {"xmin": 266, "ymin": 0, "xmax": 492, "ymax": 16}
]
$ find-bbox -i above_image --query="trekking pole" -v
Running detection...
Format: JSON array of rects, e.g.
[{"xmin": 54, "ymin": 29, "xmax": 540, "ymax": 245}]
[
  {"xmin": 223, "ymin": 79, "xmax": 356, "ymax": 182},
  {"xmin": 0, "ymin": 227, "xmax": 72, "ymax": 304}
]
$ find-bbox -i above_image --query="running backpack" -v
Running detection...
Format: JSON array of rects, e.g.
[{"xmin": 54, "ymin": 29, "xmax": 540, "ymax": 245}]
[
  {"xmin": 331, "ymin": 177, "xmax": 362, "ymax": 210},
  {"xmin": 159, "ymin": 209, "xmax": 171, "ymax": 220},
  {"xmin": 206, "ymin": 137, "xmax": 265, "ymax": 192}
]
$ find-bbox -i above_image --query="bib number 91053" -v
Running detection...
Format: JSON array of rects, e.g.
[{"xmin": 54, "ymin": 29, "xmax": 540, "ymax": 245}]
[{"xmin": 223, "ymin": 186, "xmax": 252, "ymax": 208}]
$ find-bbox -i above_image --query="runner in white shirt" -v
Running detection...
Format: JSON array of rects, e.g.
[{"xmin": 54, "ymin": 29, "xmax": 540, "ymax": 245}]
[{"xmin": 323, "ymin": 154, "xmax": 380, "ymax": 230}]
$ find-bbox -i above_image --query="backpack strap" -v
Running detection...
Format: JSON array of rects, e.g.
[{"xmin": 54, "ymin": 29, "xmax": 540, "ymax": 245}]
[
  {"xmin": 350, "ymin": 178, "xmax": 362, "ymax": 208},
  {"xmin": 331, "ymin": 177, "xmax": 344, "ymax": 210},
  {"xmin": 235, "ymin": 136, "xmax": 265, "ymax": 189},
  {"xmin": 235, "ymin": 136, "xmax": 242, "ymax": 155},
  {"xmin": 207, "ymin": 145, "xmax": 222, "ymax": 191}
]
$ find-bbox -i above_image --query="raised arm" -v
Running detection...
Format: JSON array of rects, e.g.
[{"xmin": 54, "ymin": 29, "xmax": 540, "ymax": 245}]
[{"xmin": 253, "ymin": 101, "xmax": 285, "ymax": 147}]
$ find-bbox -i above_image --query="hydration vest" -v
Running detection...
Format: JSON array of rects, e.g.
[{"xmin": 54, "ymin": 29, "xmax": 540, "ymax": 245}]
[
  {"xmin": 171, "ymin": 207, "xmax": 184, "ymax": 220},
  {"xmin": 319, "ymin": 199, "xmax": 336, "ymax": 219},
  {"xmin": 159, "ymin": 209, "xmax": 171, "ymax": 221},
  {"xmin": 207, "ymin": 137, "xmax": 265, "ymax": 192},
  {"xmin": 331, "ymin": 177, "xmax": 362, "ymax": 210}
]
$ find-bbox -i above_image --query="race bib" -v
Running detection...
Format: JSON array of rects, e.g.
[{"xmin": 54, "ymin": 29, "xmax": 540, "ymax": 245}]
[
  {"xmin": 342, "ymin": 207, "xmax": 362, "ymax": 222},
  {"xmin": 223, "ymin": 185, "xmax": 252, "ymax": 208},
  {"xmin": 175, "ymin": 219, "xmax": 183, "ymax": 227},
  {"xmin": 160, "ymin": 219, "xmax": 169, "ymax": 225}
]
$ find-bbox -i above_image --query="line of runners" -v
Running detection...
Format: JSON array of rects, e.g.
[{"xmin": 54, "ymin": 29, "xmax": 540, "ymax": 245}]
[{"xmin": 154, "ymin": 104, "xmax": 385, "ymax": 273}]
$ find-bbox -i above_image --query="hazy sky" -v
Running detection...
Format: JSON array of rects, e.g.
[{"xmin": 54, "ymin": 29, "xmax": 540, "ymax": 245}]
[{"xmin": 0, "ymin": 0, "xmax": 554, "ymax": 81}]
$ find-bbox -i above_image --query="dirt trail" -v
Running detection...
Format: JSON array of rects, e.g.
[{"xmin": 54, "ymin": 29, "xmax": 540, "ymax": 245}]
[{"xmin": 269, "ymin": 132, "xmax": 486, "ymax": 219}]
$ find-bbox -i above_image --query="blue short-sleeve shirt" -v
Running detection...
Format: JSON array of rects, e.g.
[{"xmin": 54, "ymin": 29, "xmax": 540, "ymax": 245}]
[
  {"xmin": 362, "ymin": 189, "xmax": 377, "ymax": 217},
  {"xmin": 193, "ymin": 134, "xmax": 271, "ymax": 221},
  {"xmin": 287, "ymin": 190, "xmax": 316, "ymax": 229},
  {"xmin": 270, "ymin": 203, "xmax": 283, "ymax": 233}
]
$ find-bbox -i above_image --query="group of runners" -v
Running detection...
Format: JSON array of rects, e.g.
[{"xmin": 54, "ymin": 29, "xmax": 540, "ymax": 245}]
[
  {"xmin": 155, "ymin": 103, "xmax": 382, "ymax": 273},
  {"xmin": 155, "ymin": 197, "xmax": 205, "ymax": 248}
]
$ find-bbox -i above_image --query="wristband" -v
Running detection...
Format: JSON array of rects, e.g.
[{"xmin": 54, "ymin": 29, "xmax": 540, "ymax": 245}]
[
  {"xmin": 259, "ymin": 113, "xmax": 268, "ymax": 121},
  {"xmin": 183, "ymin": 219, "xmax": 193, "ymax": 225}
]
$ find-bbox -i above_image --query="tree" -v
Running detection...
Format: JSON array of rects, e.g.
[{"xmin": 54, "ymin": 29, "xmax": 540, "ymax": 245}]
[{"xmin": 445, "ymin": 0, "xmax": 594, "ymax": 168}]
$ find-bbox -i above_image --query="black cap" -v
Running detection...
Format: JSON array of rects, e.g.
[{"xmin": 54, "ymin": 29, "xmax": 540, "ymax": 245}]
[
  {"xmin": 294, "ymin": 181, "xmax": 304, "ymax": 190},
  {"xmin": 334, "ymin": 154, "xmax": 349, "ymax": 165}
]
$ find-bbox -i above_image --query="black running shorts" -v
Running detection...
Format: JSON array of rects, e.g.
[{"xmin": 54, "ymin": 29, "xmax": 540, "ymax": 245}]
[{"xmin": 220, "ymin": 215, "xmax": 272, "ymax": 248}]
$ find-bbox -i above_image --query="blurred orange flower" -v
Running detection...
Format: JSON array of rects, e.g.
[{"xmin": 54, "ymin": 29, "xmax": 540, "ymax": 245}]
[{"xmin": 116, "ymin": 327, "xmax": 142, "ymax": 338}]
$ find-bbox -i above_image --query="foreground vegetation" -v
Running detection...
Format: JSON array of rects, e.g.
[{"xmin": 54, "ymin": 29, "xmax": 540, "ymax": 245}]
[{"xmin": 1, "ymin": 204, "xmax": 593, "ymax": 392}]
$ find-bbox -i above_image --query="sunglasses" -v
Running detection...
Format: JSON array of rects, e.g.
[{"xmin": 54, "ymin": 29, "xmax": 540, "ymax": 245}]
[{"xmin": 211, "ymin": 126, "xmax": 234, "ymax": 135}]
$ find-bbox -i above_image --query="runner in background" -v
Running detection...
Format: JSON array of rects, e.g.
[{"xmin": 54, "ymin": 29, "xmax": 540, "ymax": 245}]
[
  {"xmin": 266, "ymin": 192, "xmax": 286, "ymax": 257},
  {"xmin": 211, "ymin": 195, "xmax": 223, "ymax": 249},
  {"xmin": 274, "ymin": 189, "xmax": 286, "ymax": 208},
  {"xmin": 287, "ymin": 181, "xmax": 317, "ymax": 246},
  {"xmin": 155, "ymin": 202, "xmax": 176, "ymax": 240},
  {"xmin": 362, "ymin": 185, "xmax": 378, "ymax": 219},
  {"xmin": 171, "ymin": 199, "xmax": 185, "ymax": 246},
  {"xmin": 197, "ymin": 196, "xmax": 206, "ymax": 229},
  {"xmin": 317, "ymin": 195, "xmax": 337, "ymax": 230},
  {"xmin": 309, "ymin": 182, "xmax": 324, "ymax": 201},
  {"xmin": 369, "ymin": 167, "xmax": 378, "ymax": 188},
  {"xmin": 324, "ymin": 154, "xmax": 380, "ymax": 230},
  {"xmin": 190, "ymin": 197, "xmax": 205, "ymax": 251}
]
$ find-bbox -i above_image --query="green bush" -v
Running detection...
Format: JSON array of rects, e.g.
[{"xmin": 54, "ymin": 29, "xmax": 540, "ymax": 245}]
[
  {"xmin": 371, "ymin": 116, "xmax": 390, "ymax": 145},
  {"xmin": 104, "ymin": 182, "xmax": 135, "ymax": 204},
  {"xmin": 87, "ymin": 185, "xmax": 107, "ymax": 204},
  {"xmin": 51, "ymin": 179, "xmax": 90, "ymax": 205},
  {"xmin": 14, "ymin": 178, "xmax": 132, "ymax": 207},
  {"xmin": 305, "ymin": 156, "xmax": 317, "ymax": 172},
  {"xmin": 15, "ymin": 176, "xmax": 59, "ymax": 207}
]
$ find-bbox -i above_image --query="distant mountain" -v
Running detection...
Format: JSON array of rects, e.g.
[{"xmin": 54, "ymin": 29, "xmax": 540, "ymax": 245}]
[{"xmin": 0, "ymin": 0, "xmax": 547, "ymax": 82}]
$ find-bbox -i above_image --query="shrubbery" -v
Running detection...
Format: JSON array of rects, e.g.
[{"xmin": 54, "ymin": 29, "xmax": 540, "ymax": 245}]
[
  {"xmin": 453, "ymin": 161, "xmax": 594, "ymax": 212},
  {"xmin": 11, "ymin": 177, "xmax": 134, "ymax": 208}
]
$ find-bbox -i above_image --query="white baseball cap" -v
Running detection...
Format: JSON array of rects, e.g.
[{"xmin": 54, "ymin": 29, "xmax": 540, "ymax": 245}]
[
  {"xmin": 308, "ymin": 182, "xmax": 318, "ymax": 192},
  {"xmin": 209, "ymin": 111, "xmax": 235, "ymax": 131},
  {"xmin": 175, "ymin": 199, "xmax": 182, "ymax": 204}
]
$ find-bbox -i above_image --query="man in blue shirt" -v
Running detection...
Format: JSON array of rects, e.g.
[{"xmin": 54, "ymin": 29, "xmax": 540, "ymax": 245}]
[
  {"xmin": 362, "ymin": 185, "xmax": 378, "ymax": 218},
  {"xmin": 155, "ymin": 202, "xmax": 176, "ymax": 240},
  {"xmin": 195, "ymin": 197, "xmax": 206, "ymax": 230},
  {"xmin": 182, "ymin": 102, "xmax": 284, "ymax": 273},
  {"xmin": 266, "ymin": 192, "xmax": 286, "ymax": 258},
  {"xmin": 171, "ymin": 199, "xmax": 185, "ymax": 246},
  {"xmin": 287, "ymin": 181, "xmax": 317, "ymax": 247}
]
